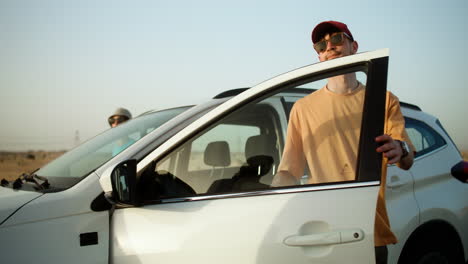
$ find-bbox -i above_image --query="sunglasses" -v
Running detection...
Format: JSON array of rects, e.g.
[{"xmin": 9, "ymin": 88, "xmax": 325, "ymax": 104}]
[
  {"xmin": 108, "ymin": 116, "xmax": 128, "ymax": 125},
  {"xmin": 313, "ymin": 32, "xmax": 351, "ymax": 53}
]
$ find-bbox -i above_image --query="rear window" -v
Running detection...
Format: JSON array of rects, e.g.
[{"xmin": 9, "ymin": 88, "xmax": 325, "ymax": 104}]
[{"xmin": 405, "ymin": 117, "xmax": 446, "ymax": 157}]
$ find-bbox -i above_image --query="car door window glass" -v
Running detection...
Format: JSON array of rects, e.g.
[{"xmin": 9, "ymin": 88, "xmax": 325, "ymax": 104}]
[
  {"xmin": 147, "ymin": 102, "xmax": 282, "ymax": 197},
  {"xmin": 137, "ymin": 70, "xmax": 372, "ymax": 201},
  {"xmin": 405, "ymin": 117, "xmax": 446, "ymax": 157},
  {"xmin": 279, "ymin": 71, "xmax": 368, "ymax": 186}
]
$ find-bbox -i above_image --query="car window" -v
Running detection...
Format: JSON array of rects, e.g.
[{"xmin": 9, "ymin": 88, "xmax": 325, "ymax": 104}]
[
  {"xmin": 405, "ymin": 117, "xmax": 446, "ymax": 157},
  {"xmin": 153, "ymin": 101, "xmax": 283, "ymax": 195},
  {"xmin": 137, "ymin": 69, "xmax": 374, "ymax": 201}
]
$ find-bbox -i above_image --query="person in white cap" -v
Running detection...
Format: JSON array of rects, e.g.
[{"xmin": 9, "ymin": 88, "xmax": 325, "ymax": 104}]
[
  {"xmin": 108, "ymin": 107, "xmax": 132, "ymax": 128},
  {"xmin": 108, "ymin": 107, "xmax": 134, "ymax": 156}
]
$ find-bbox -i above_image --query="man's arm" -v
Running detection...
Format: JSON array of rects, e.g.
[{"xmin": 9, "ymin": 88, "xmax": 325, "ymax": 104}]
[{"xmin": 375, "ymin": 134, "xmax": 414, "ymax": 170}]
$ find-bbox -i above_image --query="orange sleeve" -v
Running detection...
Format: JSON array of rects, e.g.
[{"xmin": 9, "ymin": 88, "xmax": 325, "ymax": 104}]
[{"xmin": 385, "ymin": 92, "xmax": 416, "ymax": 152}]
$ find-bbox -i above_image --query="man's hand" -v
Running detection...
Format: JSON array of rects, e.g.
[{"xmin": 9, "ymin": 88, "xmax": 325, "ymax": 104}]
[
  {"xmin": 271, "ymin": 171, "xmax": 298, "ymax": 187},
  {"xmin": 375, "ymin": 134, "xmax": 401, "ymax": 164},
  {"xmin": 375, "ymin": 134, "xmax": 413, "ymax": 170}
]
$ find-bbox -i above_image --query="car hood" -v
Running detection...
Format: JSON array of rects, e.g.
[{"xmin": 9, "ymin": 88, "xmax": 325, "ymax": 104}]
[{"xmin": 0, "ymin": 187, "xmax": 42, "ymax": 225}]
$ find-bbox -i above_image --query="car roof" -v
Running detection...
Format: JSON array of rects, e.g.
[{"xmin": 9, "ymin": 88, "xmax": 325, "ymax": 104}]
[
  {"xmin": 139, "ymin": 88, "xmax": 424, "ymax": 123},
  {"xmin": 214, "ymin": 88, "xmax": 423, "ymax": 111},
  {"xmin": 136, "ymin": 105, "xmax": 195, "ymax": 117}
]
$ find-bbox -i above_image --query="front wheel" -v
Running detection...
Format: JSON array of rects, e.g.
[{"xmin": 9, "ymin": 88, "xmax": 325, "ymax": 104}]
[
  {"xmin": 399, "ymin": 238, "xmax": 464, "ymax": 264},
  {"xmin": 415, "ymin": 251, "xmax": 450, "ymax": 264}
]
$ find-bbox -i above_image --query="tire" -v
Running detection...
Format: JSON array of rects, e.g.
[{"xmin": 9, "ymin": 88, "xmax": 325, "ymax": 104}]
[
  {"xmin": 399, "ymin": 238, "xmax": 464, "ymax": 264},
  {"xmin": 414, "ymin": 251, "xmax": 450, "ymax": 264}
]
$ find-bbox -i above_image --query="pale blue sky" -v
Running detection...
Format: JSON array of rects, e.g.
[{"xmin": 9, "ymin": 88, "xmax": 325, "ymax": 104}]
[{"xmin": 1, "ymin": 0, "xmax": 467, "ymax": 151}]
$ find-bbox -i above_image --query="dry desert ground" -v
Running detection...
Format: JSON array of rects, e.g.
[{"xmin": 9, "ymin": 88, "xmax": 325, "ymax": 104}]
[{"xmin": 0, "ymin": 151, "xmax": 65, "ymax": 182}]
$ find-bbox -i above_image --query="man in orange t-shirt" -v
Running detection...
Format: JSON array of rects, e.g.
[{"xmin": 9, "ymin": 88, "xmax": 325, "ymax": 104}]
[{"xmin": 272, "ymin": 21, "xmax": 415, "ymax": 264}]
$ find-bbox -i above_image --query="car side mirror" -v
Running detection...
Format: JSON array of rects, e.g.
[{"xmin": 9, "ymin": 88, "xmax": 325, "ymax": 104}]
[
  {"xmin": 451, "ymin": 161, "xmax": 468, "ymax": 183},
  {"xmin": 110, "ymin": 159, "xmax": 140, "ymax": 206}
]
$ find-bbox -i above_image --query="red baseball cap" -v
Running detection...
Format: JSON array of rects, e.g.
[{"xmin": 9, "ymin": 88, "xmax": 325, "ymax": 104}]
[{"xmin": 311, "ymin": 21, "xmax": 354, "ymax": 44}]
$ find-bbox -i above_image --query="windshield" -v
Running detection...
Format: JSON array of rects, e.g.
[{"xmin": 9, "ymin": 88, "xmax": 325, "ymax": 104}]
[{"xmin": 34, "ymin": 106, "xmax": 190, "ymax": 189}]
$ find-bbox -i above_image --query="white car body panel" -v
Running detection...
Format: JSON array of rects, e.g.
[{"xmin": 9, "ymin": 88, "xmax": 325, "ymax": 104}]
[
  {"xmin": 112, "ymin": 183, "xmax": 379, "ymax": 264},
  {"xmin": 386, "ymin": 166, "xmax": 420, "ymax": 263},
  {"xmin": 0, "ymin": 187, "xmax": 42, "ymax": 224},
  {"xmin": 406, "ymin": 108, "xmax": 468, "ymax": 259},
  {"xmin": 411, "ymin": 146, "xmax": 468, "ymax": 257},
  {"xmin": 0, "ymin": 173, "xmax": 109, "ymax": 264},
  {"xmin": 386, "ymin": 107, "xmax": 468, "ymax": 262}
]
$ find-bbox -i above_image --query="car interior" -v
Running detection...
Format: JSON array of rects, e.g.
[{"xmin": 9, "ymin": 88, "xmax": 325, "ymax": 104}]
[{"xmin": 137, "ymin": 100, "xmax": 284, "ymax": 200}]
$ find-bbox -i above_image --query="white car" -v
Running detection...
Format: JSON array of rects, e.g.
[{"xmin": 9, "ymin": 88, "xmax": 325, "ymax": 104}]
[
  {"xmin": 387, "ymin": 103, "xmax": 468, "ymax": 263},
  {"xmin": 1, "ymin": 49, "xmax": 467, "ymax": 264}
]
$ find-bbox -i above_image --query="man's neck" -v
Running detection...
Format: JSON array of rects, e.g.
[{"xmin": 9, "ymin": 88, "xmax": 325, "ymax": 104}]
[{"xmin": 326, "ymin": 73, "xmax": 359, "ymax": 94}]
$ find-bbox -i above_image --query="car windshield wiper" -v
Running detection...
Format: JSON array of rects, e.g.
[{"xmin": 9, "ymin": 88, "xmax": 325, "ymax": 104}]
[{"xmin": 7, "ymin": 171, "xmax": 51, "ymax": 191}]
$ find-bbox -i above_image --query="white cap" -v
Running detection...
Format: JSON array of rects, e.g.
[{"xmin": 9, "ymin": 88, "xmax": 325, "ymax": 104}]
[{"xmin": 109, "ymin": 107, "xmax": 132, "ymax": 120}]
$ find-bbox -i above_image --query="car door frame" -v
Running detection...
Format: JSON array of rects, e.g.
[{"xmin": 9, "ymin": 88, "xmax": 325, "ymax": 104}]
[
  {"xmin": 102, "ymin": 49, "xmax": 390, "ymax": 264},
  {"xmin": 130, "ymin": 49, "xmax": 389, "ymax": 181}
]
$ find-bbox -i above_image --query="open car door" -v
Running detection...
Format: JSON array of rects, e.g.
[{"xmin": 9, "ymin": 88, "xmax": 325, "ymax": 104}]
[{"xmin": 107, "ymin": 49, "xmax": 389, "ymax": 264}]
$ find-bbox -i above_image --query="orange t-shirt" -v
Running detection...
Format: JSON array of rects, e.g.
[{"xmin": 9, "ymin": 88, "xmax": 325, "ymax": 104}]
[{"xmin": 278, "ymin": 84, "xmax": 413, "ymax": 246}]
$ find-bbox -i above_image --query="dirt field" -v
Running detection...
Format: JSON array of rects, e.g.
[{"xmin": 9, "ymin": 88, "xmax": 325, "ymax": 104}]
[
  {"xmin": 0, "ymin": 151, "xmax": 65, "ymax": 182},
  {"xmin": 1, "ymin": 150, "xmax": 468, "ymax": 183}
]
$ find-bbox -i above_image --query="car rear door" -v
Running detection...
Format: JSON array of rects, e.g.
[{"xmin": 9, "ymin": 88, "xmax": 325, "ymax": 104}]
[{"xmin": 109, "ymin": 49, "xmax": 390, "ymax": 264}]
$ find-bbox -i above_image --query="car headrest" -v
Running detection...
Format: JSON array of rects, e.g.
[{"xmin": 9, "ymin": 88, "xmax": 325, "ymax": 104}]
[
  {"xmin": 204, "ymin": 141, "xmax": 231, "ymax": 167},
  {"xmin": 245, "ymin": 135, "xmax": 275, "ymax": 176},
  {"xmin": 245, "ymin": 135, "xmax": 275, "ymax": 159}
]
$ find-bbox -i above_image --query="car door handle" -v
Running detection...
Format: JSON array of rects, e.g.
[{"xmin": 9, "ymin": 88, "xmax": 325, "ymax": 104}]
[
  {"xmin": 284, "ymin": 229, "xmax": 364, "ymax": 247},
  {"xmin": 386, "ymin": 175, "xmax": 409, "ymax": 189}
]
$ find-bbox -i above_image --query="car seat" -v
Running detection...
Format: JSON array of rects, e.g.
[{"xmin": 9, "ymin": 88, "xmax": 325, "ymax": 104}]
[{"xmin": 204, "ymin": 141, "xmax": 231, "ymax": 179}]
